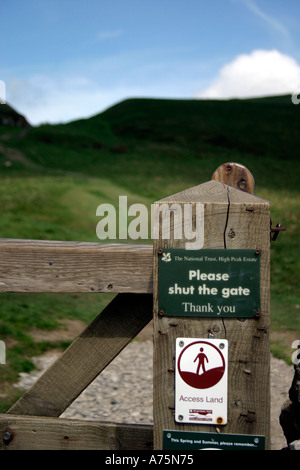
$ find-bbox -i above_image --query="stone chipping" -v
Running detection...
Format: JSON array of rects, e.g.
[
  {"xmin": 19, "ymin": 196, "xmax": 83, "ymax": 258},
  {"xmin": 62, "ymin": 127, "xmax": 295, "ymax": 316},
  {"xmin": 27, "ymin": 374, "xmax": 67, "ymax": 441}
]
[{"xmin": 14, "ymin": 341, "xmax": 294, "ymax": 450}]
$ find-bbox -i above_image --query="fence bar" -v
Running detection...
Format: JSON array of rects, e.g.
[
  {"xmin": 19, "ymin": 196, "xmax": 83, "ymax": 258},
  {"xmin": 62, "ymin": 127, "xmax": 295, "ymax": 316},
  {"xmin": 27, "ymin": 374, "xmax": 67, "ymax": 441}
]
[
  {"xmin": 8, "ymin": 293, "xmax": 153, "ymax": 417},
  {"xmin": 0, "ymin": 239, "xmax": 152, "ymax": 293},
  {"xmin": 0, "ymin": 414, "xmax": 153, "ymax": 450}
]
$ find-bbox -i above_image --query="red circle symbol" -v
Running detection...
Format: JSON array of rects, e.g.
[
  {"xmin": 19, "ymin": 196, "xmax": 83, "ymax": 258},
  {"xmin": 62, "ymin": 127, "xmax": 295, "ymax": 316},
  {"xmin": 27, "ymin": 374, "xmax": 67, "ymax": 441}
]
[{"xmin": 177, "ymin": 341, "xmax": 225, "ymax": 389}]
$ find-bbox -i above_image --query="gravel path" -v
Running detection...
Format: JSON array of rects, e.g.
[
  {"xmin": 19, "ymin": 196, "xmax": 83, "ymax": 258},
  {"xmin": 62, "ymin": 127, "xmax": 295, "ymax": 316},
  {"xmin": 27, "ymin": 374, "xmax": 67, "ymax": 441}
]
[{"xmin": 15, "ymin": 340, "xmax": 294, "ymax": 451}]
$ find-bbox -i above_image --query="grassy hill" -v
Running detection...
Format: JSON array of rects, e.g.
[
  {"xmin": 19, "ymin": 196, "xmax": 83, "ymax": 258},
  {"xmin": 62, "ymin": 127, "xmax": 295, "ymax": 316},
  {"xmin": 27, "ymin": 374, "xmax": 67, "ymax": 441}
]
[
  {"xmin": 3, "ymin": 95, "xmax": 299, "ymax": 194},
  {"xmin": 0, "ymin": 95, "xmax": 299, "ymax": 410},
  {"xmin": 0, "ymin": 102, "xmax": 30, "ymax": 128}
]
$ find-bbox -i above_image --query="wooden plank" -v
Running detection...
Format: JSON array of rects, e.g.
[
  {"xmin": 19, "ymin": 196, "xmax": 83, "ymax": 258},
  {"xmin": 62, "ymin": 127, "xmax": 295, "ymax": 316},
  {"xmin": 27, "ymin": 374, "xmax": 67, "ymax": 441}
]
[
  {"xmin": 152, "ymin": 180, "xmax": 270, "ymax": 449},
  {"xmin": 8, "ymin": 293, "xmax": 153, "ymax": 417},
  {"xmin": 0, "ymin": 414, "xmax": 153, "ymax": 450},
  {"xmin": 0, "ymin": 239, "xmax": 152, "ymax": 293},
  {"xmin": 223, "ymin": 184, "xmax": 270, "ymax": 443}
]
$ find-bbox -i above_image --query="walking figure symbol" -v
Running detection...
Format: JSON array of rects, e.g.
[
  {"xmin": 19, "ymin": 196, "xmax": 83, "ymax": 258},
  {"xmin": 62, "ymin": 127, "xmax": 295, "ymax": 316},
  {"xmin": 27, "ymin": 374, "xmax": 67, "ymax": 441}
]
[
  {"xmin": 194, "ymin": 347, "xmax": 208, "ymax": 375},
  {"xmin": 177, "ymin": 340, "xmax": 226, "ymax": 389}
]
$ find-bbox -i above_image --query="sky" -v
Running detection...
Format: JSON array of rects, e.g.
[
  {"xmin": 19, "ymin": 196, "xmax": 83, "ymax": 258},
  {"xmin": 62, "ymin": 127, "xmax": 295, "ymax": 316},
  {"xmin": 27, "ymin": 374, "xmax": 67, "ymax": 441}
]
[{"xmin": 1, "ymin": 0, "xmax": 300, "ymax": 125}]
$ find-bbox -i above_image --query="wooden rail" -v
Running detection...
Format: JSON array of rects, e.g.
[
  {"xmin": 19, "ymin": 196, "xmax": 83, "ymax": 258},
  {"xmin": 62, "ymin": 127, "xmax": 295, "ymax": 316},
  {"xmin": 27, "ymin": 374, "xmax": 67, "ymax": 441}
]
[
  {"xmin": 0, "ymin": 239, "xmax": 153, "ymax": 293},
  {"xmin": 0, "ymin": 414, "xmax": 153, "ymax": 450},
  {"xmin": 8, "ymin": 293, "xmax": 153, "ymax": 417},
  {"xmin": 0, "ymin": 241, "xmax": 154, "ymax": 450}
]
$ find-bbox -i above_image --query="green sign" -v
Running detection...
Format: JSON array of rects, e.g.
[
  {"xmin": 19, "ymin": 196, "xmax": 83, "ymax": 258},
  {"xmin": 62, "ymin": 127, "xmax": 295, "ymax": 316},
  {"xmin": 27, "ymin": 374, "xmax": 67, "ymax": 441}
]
[
  {"xmin": 163, "ymin": 430, "xmax": 265, "ymax": 450},
  {"xmin": 158, "ymin": 249, "xmax": 260, "ymax": 318}
]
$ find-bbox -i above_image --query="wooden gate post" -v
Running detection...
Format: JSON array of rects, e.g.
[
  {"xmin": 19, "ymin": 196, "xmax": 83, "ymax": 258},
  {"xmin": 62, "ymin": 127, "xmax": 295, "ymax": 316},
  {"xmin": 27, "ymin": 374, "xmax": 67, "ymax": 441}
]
[{"xmin": 153, "ymin": 173, "xmax": 270, "ymax": 449}]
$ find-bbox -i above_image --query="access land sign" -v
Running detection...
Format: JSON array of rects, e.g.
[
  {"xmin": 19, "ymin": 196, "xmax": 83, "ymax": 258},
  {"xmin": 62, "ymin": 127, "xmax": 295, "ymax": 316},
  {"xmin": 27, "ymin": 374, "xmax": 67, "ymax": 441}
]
[{"xmin": 158, "ymin": 249, "xmax": 260, "ymax": 318}]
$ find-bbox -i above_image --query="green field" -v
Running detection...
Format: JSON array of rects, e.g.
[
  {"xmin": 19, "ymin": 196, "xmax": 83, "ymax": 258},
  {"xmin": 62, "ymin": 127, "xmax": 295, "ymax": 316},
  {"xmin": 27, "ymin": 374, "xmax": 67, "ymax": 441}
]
[{"xmin": 0, "ymin": 95, "xmax": 299, "ymax": 410}]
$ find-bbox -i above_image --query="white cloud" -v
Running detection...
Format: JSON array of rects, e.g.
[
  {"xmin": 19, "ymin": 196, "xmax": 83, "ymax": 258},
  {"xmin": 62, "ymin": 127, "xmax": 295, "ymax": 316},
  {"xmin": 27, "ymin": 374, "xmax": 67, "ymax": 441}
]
[
  {"xmin": 96, "ymin": 29, "xmax": 123, "ymax": 41},
  {"xmin": 5, "ymin": 48, "xmax": 201, "ymax": 125},
  {"xmin": 6, "ymin": 74, "xmax": 148, "ymax": 125},
  {"xmin": 8, "ymin": 48, "xmax": 300, "ymax": 126},
  {"xmin": 196, "ymin": 49, "xmax": 300, "ymax": 99}
]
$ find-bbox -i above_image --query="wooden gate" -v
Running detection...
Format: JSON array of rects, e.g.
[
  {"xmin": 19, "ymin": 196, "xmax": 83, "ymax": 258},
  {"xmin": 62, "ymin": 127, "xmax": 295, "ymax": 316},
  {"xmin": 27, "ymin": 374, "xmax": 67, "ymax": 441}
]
[{"xmin": 0, "ymin": 163, "xmax": 273, "ymax": 450}]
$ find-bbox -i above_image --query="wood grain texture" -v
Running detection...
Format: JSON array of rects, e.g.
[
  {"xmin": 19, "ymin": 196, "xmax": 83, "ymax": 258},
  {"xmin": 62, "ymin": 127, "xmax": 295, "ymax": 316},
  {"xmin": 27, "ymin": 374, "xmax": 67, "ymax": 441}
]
[
  {"xmin": 153, "ymin": 180, "xmax": 270, "ymax": 449},
  {"xmin": 212, "ymin": 162, "xmax": 255, "ymax": 194},
  {"xmin": 8, "ymin": 293, "xmax": 153, "ymax": 417},
  {"xmin": 0, "ymin": 239, "xmax": 152, "ymax": 293},
  {"xmin": 0, "ymin": 414, "xmax": 153, "ymax": 450}
]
